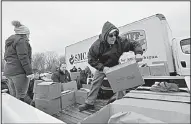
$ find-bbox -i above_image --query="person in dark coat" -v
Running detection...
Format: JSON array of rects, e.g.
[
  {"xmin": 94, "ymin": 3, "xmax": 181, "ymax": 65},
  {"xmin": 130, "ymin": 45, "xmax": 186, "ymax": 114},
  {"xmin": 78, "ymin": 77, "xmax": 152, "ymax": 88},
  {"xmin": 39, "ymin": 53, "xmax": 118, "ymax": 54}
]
[
  {"xmin": 70, "ymin": 66, "xmax": 77, "ymax": 72},
  {"xmin": 77, "ymin": 67, "xmax": 82, "ymax": 72},
  {"xmin": 51, "ymin": 63, "xmax": 71, "ymax": 83},
  {"xmin": 4, "ymin": 20, "xmax": 34, "ymax": 102},
  {"xmin": 24, "ymin": 69, "xmax": 44, "ymax": 106},
  {"xmin": 79, "ymin": 21, "xmax": 143, "ymax": 111}
]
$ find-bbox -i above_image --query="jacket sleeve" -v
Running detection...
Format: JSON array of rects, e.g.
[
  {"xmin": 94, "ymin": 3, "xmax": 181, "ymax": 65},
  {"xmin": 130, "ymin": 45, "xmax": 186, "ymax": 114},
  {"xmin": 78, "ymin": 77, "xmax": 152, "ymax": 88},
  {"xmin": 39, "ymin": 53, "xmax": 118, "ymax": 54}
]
[
  {"xmin": 122, "ymin": 38, "xmax": 143, "ymax": 55},
  {"xmin": 51, "ymin": 73, "xmax": 60, "ymax": 82},
  {"xmin": 15, "ymin": 38, "xmax": 33, "ymax": 76},
  {"xmin": 88, "ymin": 43, "xmax": 104, "ymax": 71}
]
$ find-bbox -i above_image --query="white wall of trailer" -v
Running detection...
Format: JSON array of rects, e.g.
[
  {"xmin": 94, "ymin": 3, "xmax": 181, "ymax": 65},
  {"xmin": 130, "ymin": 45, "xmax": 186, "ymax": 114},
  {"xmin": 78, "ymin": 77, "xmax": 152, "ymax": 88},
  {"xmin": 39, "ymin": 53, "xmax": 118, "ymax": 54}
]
[{"xmin": 65, "ymin": 14, "xmax": 175, "ymax": 74}]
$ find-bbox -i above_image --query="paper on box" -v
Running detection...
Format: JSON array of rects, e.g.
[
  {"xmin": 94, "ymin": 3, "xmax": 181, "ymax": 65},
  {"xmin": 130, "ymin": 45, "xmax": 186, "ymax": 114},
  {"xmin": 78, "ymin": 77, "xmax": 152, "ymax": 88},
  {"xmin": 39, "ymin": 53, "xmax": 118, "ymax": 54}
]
[
  {"xmin": 35, "ymin": 97, "xmax": 61, "ymax": 115},
  {"xmin": 34, "ymin": 82, "xmax": 61, "ymax": 100},
  {"xmin": 75, "ymin": 89, "xmax": 89, "ymax": 104},
  {"xmin": 62, "ymin": 81, "xmax": 77, "ymax": 91},
  {"xmin": 70, "ymin": 72, "xmax": 80, "ymax": 80},
  {"xmin": 61, "ymin": 90, "xmax": 75, "ymax": 109},
  {"xmin": 106, "ymin": 63, "xmax": 145, "ymax": 93}
]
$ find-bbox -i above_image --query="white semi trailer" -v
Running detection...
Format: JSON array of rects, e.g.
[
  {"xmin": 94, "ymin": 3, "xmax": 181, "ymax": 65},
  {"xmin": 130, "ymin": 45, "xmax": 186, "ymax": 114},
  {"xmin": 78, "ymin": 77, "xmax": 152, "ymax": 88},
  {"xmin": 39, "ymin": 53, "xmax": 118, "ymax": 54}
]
[{"xmin": 65, "ymin": 14, "xmax": 190, "ymax": 78}]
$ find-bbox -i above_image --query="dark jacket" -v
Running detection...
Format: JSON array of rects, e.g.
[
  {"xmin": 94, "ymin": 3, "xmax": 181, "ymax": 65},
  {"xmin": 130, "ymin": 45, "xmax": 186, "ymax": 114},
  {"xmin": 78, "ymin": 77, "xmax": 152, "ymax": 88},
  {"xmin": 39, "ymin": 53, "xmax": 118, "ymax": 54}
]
[
  {"xmin": 27, "ymin": 77, "xmax": 44, "ymax": 99},
  {"xmin": 51, "ymin": 69, "xmax": 71, "ymax": 83},
  {"xmin": 88, "ymin": 21, "xmax": 143, "ymax": 71},
  {"xmin": 4, "ymin": 34, "xmax": 32, "ymax": 76}
]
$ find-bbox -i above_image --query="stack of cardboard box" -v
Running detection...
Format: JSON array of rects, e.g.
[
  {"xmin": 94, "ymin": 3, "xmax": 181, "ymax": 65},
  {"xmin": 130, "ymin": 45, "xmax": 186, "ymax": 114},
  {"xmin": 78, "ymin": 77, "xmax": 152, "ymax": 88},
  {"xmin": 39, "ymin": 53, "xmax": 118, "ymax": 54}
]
[
  {"xmin": 34, "ymin": 82, "xmax": 62, "ymax": 115},
  {"xmin": 61, "ymin": 90, "xmax": 75, "ymax": 109},
  {"xmin": 32, "ymin": 80, "xmax": 91, "ymax": 114},
  {"xmin": 60, "ymin": 81, "xmax": 90, "ymax": 109},
  {"xmin": 139, "ymin": 62, "xmax": 169, "ymax": 76}
]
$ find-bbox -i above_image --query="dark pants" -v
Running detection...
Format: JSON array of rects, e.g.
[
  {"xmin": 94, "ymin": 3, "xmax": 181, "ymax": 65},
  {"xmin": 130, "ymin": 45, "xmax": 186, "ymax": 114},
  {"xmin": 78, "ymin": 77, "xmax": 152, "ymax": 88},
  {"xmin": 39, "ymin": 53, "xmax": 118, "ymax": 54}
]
[
  {"xmin": 6, "ymin": 74, "xmax": 30, "ymax": 100},
  {"xmin": 85, "ymin": 70, "xmax": 125, "ymax": 105}
]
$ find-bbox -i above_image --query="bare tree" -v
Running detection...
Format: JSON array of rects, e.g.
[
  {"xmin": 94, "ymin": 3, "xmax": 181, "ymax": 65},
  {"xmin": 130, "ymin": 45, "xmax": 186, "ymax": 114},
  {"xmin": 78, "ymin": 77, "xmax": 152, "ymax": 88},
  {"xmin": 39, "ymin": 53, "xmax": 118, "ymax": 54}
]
[
  {"xmin": 44, "ymin": 51, "xmax": 59, "ymax": 72},
  {"xmin": 32, "ymin": 53, "xmax": 46, "ymax": 73},
  {"xmin": 58, "ymin": 55, "xmax": 66, "ymax": 65}
]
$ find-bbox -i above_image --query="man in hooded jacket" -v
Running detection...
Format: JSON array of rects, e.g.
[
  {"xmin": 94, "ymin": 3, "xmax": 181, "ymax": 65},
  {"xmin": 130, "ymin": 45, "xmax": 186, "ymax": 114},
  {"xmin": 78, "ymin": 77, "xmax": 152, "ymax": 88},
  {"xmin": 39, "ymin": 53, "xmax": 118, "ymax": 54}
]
[{"xmin": 79, "ymin": 21, "xmax": 143, "ymax": 111}]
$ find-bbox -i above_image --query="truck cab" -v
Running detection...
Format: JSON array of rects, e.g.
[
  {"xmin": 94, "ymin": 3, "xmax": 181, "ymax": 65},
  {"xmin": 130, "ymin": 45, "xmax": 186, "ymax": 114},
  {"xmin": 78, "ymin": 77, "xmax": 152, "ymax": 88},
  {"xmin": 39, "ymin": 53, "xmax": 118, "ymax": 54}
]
[{"xmin": 172, "ymin": 37, "xmax": 190, "ymax": 76}]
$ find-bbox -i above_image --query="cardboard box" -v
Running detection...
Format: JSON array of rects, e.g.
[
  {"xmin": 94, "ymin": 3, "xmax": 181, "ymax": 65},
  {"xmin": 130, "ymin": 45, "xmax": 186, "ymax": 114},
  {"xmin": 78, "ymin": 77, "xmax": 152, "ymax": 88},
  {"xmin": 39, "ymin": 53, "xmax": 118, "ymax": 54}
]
[
  {"xmin": 35, "ymin": 97, "xmax": 61, "ymax": 115},
  {"xmin": 75, "ymin": 88, "xmax": 90, "ymax": 104},
  {"xmin": 34, "ymin": 82, "xmax": 61, "ymax": 100},
  {"xmin": 80, "ymin": 93, "xmax": 190, "ymax": 123},
  {"xmin": 70, "ymin": 72, "xmax": 80, "ymax": 80},
  {"xmin": 82, "ymin": 84, "xmax": 91, "ymax": 90},
  {"xmin": 149, "ymin": 63, "xmax": 169, "ymax": 76},
  {"xmin": 62, "ymin": 81, "xmax": 77, "ymax": 91},
  {"xmin": 139, "ymin": 66, "xmax": 151, "ymax": 76},
  {"xmin": 33, "ymin": 80, "xmax": 44, "ymax": 93},
  {"xmin": 105, "ymin": 63, "xmax": 145, "ymax": 93},
  {"xmin": 61, "ymin": 90, "xmax": 75, "ymax": 109}
]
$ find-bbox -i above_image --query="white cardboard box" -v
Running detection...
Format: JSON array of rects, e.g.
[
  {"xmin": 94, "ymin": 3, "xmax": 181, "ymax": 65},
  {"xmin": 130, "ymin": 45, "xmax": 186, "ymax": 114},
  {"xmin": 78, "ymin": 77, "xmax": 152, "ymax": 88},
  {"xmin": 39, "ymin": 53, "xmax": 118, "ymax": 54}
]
[
  {"xmin": 80, "ymin": 92, "xmax": 190, "ymax": 123},
  {"xmin": 34, "ymin": 82, "xmax": 61, "ymax": 100},
  {"xmin": 106, "ymin": 63, "xmax": 145, "ymax": 93},
  {"xmin": 139, "ymin": 66, "xmax": 150, "ymax": 76},
  {"xmin": 35, "ymin": 97, "xmax": 61, "ymax": 115},
  {"xmin": 82, "ymin": 84, "xmax": 91, "ymax": 90},
  {"xmin": 33, "ymin": 80, "xmax": 44, "ymax": 93},
  {"xmin": 62, "ymin": 81, "xmax": 77, "ymax": 91},
  {"xmin": 70, "ymin": 72, "xmax": 80, "ymax": 80},
  {"xmin": 75, "ymin": 88, "xmax": 89, "ymax": 104},
  {"xmin": 149, "ymin": 63, "xmax": 169, "ymax": 76},
  {"xmin": 61, "ymin": 90, "xmax": 75, "ymax": 109}
]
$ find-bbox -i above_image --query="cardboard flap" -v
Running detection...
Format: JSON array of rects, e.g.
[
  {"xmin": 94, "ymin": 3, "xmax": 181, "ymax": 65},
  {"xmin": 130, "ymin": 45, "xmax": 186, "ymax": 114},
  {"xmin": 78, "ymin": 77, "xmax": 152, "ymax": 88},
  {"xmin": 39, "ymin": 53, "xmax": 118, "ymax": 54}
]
[
  {"xmin": 62, "ymin": 90, "xmax": 72, "ymax": 94},
  {"xmin": 184, "ymin": 76, "xmax": 190, "ymax": 91},
  {"xmin": 149, "ymin": 63, "xmax": 165, "ymax": 66},
  {"xmin": 38, "ymin": 82, "xmax": 55, "ymax": 85},
  {"xmin": 106, "ymin": 62, "xmax": 137, "ymax": 74}
]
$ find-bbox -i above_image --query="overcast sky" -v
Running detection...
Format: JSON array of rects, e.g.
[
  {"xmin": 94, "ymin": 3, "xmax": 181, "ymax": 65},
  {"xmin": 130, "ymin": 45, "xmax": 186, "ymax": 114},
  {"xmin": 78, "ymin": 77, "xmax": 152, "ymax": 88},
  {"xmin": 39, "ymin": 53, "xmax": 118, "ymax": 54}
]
[{"xmin": 2, "ymin": 1, "xmax": 190, "ymax": 56}]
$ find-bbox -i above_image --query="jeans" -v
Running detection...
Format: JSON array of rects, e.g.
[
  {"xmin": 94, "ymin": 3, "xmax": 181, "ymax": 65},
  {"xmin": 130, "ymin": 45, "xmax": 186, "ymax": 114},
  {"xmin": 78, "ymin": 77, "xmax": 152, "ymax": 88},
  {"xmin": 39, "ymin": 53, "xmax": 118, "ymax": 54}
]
[
  {"xmin": 85, "ymin": 70, "xmax": 125, "ymax": 105},
  {"xmin": 6, "ymin": 74, "xmax": 30, "ymax": 99}
]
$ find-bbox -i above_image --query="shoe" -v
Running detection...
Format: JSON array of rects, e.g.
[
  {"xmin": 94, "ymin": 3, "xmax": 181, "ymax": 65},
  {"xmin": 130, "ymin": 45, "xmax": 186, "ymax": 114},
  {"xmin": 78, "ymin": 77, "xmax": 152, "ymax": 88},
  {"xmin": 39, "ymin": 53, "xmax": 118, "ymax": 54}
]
[
  {"xmin": 30, "ymin": 100, "xmax": 35, "ymax": 107},
  {"xmin": 79, "ymin": 103, "xmax": 94, "ymax": 111}
]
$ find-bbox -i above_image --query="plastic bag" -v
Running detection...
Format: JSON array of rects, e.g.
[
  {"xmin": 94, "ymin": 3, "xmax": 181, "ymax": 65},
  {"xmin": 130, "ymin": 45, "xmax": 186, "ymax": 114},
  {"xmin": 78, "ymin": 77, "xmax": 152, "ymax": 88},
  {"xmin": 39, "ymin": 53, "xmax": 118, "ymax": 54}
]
[{"xmin": 150, "ymin": 82, "xmax": 179, "ymax": 92}]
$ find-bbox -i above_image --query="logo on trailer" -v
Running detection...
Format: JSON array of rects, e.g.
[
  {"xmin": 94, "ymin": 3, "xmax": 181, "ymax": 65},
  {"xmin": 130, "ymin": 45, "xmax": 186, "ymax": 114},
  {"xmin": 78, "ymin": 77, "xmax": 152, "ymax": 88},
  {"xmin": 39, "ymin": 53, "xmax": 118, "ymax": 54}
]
[
  {"xmin": 69, "ymin": 55, "xmax": 74, "ymax": 65},
  {"xmin": 69, "ymin": 52, "xmax": 88, "ymax": 65}
]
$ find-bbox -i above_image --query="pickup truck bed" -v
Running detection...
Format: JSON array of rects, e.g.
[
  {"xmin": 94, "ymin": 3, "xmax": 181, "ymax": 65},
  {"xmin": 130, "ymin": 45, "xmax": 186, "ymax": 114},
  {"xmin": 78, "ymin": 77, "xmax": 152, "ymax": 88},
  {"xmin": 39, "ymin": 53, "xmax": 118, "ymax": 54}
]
[{"xmin": 53, "ymin": 99, "xmax": 108, "ymax": 124}]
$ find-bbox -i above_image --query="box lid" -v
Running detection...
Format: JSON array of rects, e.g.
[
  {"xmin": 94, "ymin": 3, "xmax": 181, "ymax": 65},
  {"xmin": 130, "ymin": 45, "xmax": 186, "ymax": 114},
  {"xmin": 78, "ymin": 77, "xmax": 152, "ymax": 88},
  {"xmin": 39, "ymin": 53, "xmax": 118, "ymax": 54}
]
[
  {"xmin": 38, "ymin": 82, "xmax": 55, "ymax": 85},
  {"xmin": 106, "ymin": 62, "xmax": 137, "ymax": 74},
  {"xmin": 61, "ymin": 90, "xmax": 72, "ymax": 94}
]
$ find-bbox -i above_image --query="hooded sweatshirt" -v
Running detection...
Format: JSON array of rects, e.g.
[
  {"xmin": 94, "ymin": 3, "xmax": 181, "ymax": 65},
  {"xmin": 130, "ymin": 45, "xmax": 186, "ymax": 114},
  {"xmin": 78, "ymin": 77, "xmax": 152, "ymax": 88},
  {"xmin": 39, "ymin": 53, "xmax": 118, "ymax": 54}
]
[
  {"xmin": 4, "ymin": 34, "xmax": 32, "ymax": 76},
  {"xmin": 88, "ymin": 21, "xmax": 143, "ymax": 71}
]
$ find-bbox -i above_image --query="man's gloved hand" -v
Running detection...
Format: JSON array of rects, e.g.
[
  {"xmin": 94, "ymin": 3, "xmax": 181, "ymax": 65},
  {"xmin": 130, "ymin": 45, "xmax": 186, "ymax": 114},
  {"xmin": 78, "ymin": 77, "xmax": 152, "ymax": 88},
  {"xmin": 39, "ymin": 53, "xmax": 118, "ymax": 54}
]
[
  {"xmin": 103, "ymin": 67, "xmax": 110, "ymax": 74},
  {"xmin": 135, "ymin": 54, "xmax": 143, "ymax": 62}
]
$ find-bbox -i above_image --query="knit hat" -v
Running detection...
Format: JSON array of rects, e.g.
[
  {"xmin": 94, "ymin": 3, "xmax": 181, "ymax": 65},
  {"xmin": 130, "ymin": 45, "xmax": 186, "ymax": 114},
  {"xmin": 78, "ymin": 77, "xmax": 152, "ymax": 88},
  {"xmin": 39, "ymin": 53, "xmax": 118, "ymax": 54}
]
[{"xmin": 12, "ymin": 20, "xmax": 30, "ymax": 34}]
